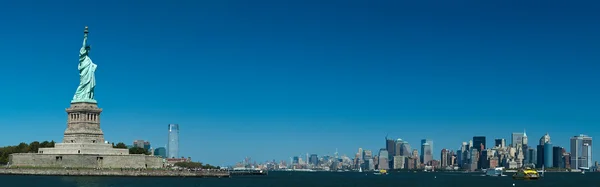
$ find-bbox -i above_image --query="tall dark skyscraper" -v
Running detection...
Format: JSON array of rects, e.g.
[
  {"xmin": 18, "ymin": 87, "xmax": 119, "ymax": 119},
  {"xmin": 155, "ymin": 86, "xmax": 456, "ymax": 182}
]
[
  {"xmin": 472, "ymin": 136, "xmax": 486, "ymax": 169},
  {"xmin": 552, "ymin": 146, "xmax": 563, "ymax": 168},
  {"xmin": 385, "ymin": 137, "xmax": 395, "ymax": 159},
  {"xmin": 494, "ymin": 139, "xmax": 505, "ymax": 148},
  {"xmin": 536, "ymin": 145, "xmax": 544, "ymax": 168},
  {"xmin": 473, "ymin": 136, "xmax": 486, "ymax": 151},
  {"xmin": 309, "ymin": 154, "xmax": 318, "ymax": 166}
]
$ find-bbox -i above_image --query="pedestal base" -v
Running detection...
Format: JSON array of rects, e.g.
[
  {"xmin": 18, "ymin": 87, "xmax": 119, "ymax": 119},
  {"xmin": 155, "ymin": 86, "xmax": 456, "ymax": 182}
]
[
  {"xmin": 38, "ymin": 143, "xmax": 128, "ymax": 155},
  {"xmin": 64, "ymin": 102, "xmax": 104, "ymax": 144}
]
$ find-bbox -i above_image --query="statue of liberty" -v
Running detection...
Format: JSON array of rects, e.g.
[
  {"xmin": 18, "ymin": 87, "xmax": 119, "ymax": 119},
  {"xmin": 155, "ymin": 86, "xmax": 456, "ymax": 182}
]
[{"xmin": 72, "ymin": 26, "xmax": 97, "ymax": 103}]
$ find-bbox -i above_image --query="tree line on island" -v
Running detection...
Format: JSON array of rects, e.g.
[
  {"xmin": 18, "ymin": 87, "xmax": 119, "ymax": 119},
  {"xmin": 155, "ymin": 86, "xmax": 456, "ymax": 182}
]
[{"xmin": 0, "ymin": 141, "xmax": 219, "ymax": 169}]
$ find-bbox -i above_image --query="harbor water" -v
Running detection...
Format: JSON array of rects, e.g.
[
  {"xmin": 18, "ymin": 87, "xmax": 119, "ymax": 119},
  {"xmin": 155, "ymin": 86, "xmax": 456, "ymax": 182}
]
[{"xmin": 1, "ymin": 171, "xmax": 597, "ymax": 187}]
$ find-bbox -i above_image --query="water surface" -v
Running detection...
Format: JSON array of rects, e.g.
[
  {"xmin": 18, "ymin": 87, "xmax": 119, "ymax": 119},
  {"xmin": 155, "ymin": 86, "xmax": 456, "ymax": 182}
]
[{"xmin": 1, "ymin": 171, "xmax": 597, "ymax": 187}]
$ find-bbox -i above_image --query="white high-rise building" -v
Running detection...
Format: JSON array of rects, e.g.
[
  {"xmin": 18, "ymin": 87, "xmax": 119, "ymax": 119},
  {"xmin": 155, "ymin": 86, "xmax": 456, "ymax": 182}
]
[
  {"xmin": 570, "ymin": 134, "xmax": 593, "ymax": 169},
  {"xmin": 167, "ymin": 124, "xmax": 179, "ymax": 158}
]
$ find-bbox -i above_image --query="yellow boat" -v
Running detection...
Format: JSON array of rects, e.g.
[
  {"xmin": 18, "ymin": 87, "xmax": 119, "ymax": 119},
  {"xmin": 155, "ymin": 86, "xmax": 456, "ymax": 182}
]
[
  {"xmin": 374, "ymin": 169, "xmax": 388, "ymax": 175},
  {"xmin": 512, "ymin": 167, "xmax": 540, "ymax": 180}
]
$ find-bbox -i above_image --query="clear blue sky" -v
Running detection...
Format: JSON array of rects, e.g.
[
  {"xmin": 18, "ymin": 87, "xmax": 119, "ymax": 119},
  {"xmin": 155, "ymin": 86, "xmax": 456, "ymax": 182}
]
[{"xmin": 0, "ymin": 0, "xmax": 598, "ymax": 166}]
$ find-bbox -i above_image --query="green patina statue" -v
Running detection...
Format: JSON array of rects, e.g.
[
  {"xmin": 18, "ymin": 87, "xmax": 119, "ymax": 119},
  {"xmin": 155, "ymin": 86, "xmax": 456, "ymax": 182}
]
[{"xmin": 72, "ymin": 26, "xmax": 97, "ymax": 103}]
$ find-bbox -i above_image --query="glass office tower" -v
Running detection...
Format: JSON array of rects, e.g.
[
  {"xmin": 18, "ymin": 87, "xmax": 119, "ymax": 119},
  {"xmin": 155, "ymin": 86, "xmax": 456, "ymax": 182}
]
[{"xmin": 167, "ymin": 124, "xmax": 179, "ymax": 158}]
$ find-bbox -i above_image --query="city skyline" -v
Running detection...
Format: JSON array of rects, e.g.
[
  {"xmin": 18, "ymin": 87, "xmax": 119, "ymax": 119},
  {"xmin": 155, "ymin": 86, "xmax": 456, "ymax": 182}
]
[
  {"xmin": 0, "ymin": 1, "xmax": 598, "ymax": 166},
  {"xmin": 276, "ymin": 132, "xmax": 594, "ymax": 167}
]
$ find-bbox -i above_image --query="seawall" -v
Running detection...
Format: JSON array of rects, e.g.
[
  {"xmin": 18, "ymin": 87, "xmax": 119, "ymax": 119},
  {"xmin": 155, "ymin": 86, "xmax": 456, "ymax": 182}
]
[{"xmin": 0, "ymin": 168, "xmax": 230, "ymax": 178}]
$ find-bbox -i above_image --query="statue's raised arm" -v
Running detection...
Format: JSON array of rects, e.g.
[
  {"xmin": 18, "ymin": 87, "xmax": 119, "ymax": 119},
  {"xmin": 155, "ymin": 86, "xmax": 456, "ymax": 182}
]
[{"xmin": 82, "ymin": 26, "xmax": 89, "ymax": 48}]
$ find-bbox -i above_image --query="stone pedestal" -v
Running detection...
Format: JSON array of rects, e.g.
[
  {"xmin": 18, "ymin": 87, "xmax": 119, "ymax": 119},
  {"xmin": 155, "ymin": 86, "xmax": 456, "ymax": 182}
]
[
  {"xmin": 37, "ymin": 102, "xmax": 128, "ymax": 155},
  {"xmin": 63, "ymin": 102, "xmax": 104, "ymax": 144}
]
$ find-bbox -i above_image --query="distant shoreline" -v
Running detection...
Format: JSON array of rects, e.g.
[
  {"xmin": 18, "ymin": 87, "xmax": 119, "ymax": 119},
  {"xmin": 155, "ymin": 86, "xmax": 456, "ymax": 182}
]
[{"xmin": 0, "ymin": 168, "xmax": 230, "ymax": 178}]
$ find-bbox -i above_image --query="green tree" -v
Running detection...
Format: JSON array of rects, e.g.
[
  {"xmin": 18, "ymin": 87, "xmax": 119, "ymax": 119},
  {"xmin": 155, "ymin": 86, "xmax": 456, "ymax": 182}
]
[
  {"xmin": 29, "ymin": 141, "xmax": 40, "ymax": 153},
  {"xmin": 113, "ymin": 142, "xmax": 127, "ymax": 149},
  {"xmin": 129, "ymin": 147, "xmax": 150, "ymax": 155},
  {"xmin": 0, "ymin": 140, "xmax": 55, "ymax": 164},
  {"xmin": 40, "ymin": 141, "xmax": 50, "ymax": 148},
  {"xmin": 174, "ymin": 161, "xmax": 220, "ymax": 169},
  {"xmin": 17, "ymin": 142, "xmax": 28, "ymax": 153}
]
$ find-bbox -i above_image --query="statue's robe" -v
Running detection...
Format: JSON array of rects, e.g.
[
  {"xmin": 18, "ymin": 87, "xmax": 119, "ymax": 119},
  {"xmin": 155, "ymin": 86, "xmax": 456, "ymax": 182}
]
[{"xmin": 73, "ymin": 45, "xmax": 97, "ymax": 102}]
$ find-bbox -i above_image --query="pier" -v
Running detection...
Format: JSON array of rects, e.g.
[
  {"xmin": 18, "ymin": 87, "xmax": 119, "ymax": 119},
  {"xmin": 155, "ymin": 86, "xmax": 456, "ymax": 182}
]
[{"xmin": 0, "ymin": 168, "xmax": 230, "ymax": 178}]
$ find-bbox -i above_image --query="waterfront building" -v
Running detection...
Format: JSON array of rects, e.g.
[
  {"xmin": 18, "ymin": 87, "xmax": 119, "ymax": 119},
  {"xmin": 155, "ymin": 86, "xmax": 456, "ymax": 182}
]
[
  {"xmin": 570, "ymin": 134, "xmax": 593, "ymax": 169},
  {"xmin": 468, "ymin": 149, "xmax": 478, "ymax": 171},
  {"xmin": 167, "ymin": 124, "xmax": 179, "ymax": 158},
  {"xmin": 421, "ymin": 139, "xmax": 433, "ymax": 165},
  {"xmin": 440, "ymin": 149, "xmax": 449, "ymax": 167},
  {"xmin": 378, "ymin": 149, "xmax": 389, "ymax": 170},
  {"xmin": 405, "ymin": 157, "xmax": 415, "ymax": 169},
  {"xmin": 544, "ymin": 142, "xmax": 553, "ymax": 168},
  {"xmin": 536, "ymin": 145, "xmax": 544, "ymax": 168},
  {"xmin": 154, "ymin": 147, "xmax": 167, "ymax": 158},
  {"xmin": 365, "ymin": 158, "xmax": 374, "ymax": 170},
  {"xmin": 309, "ymin": 154, "xmax": 318, "ymax": 166},
  {"xmin": 473, "ymin": 136, "xmax": 486, "ymax": 169},
  {"xmin": 564, "ymin": 154, "xmax": 571, "ymax": 169},
  {"xmin": 489, "ymin": 156, "xmax": 499, "ymax": 169},
  {"xmin": 393, "ymin": 156, "xmax": 406, "ymax": 169},
  {"xmin": 552, "ymin": 146, "xmax": 563, "ymax": 168},
  {"xmin": 458, "ymin": 142, "xmax": 468, "ymax": 168},
  {"xmin": 527, "ymin": 148, "xmax": 537, "ymax": 166}
]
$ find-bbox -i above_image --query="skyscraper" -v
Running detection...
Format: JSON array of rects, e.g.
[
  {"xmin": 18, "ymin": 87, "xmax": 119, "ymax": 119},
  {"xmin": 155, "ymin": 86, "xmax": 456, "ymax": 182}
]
[
  {"xmin": 399, "ymin": 141, "xmax": 411, "ymax": 156},
  {"xmin": 536, "ymin": 144, "xmax": 544, "ymax": 168},
  {"xmin": 394, "ymin": 139, "xmax": 403, "ymax": 156},
  {"xmin": 378, "ymin": 148, "xmax": 389, "ymax": 170},
  {"xmin": 167, "ymin": 124, "xmax": 179, "ymax": 158},
  {"xmin": 441, "ymin": 149, "xmax": 449, "ymax": 167},
  {"xmin": 385, "ymin": 137, "xmax": 395, "ymax": 159},
  {"xmin": 421, "ymin": 139, "xmax": 433, "ymax": 165},
  {"xmin": 540, "ymin": 133, "xmax": 552, "ymax": 168},
  {"xmin": 544, "ymin": 142, "xmax": 553, "ymax": 168},
  {"xmin": 552, "ymin": 146, "xmax": 563, "ymax": 168},
  {"xmin": 494, "ymin": 139, "xmax": 506, "ymax": 148},
  {"xmin": 512, "ymin": 132, "xmax": 525, "ymax": 147},
  {"xmin": 472, "ymin": 136, "xmax": 486, "ymax": 169},
  {"xmin": 570, "ymin": 134, "xmax": 593, "ymax": 169},
  {"xmin": 309, "ymin": 154, "xmax": 318, "ymax": 166},
  {"xmin": 527, "ymin": 148, "xmax": 537, "ymax": 166},
  {"xmin": 473, "ymin": 136, "xmax": 486, "ymax": 151}
]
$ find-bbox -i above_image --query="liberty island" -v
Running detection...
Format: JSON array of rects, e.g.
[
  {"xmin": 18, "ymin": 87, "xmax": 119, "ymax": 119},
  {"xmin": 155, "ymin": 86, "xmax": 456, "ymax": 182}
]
[
  {"xmin": 2, "ymin": 27, "xmax": 228, "ymax": 177},
  {"xmin": 7, "ymin": 26, "xmax": 162, "ymax": 169}
]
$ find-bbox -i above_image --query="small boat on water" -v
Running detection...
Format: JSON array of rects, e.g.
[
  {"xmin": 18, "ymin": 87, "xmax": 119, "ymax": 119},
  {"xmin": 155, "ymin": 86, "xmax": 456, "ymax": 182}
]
[
  {"xmin": 512, "ymin": 167, "xmax": 540, "ymax": 180},
  {"xmin": 374, "ymin": 169, "xmax": 388, "ymax": 175},
  {"xmin": 485, "ymin": 167, "xmax": 505, "ymax": 176}
]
